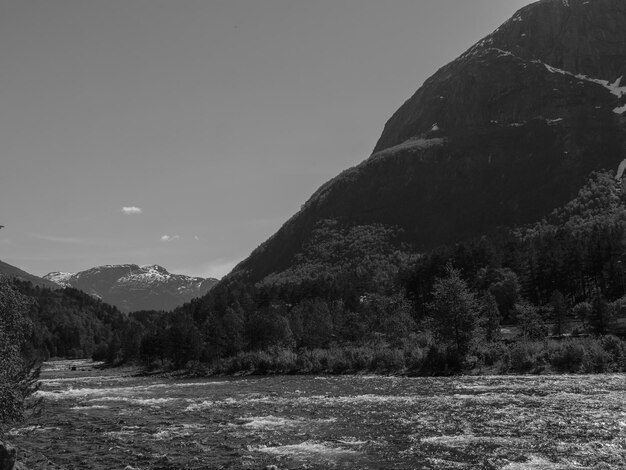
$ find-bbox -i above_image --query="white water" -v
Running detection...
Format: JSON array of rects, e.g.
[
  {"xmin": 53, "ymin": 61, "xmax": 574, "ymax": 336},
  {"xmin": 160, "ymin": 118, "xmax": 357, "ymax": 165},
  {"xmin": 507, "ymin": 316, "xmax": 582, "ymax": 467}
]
[{"xmin": 10, "ymin": 360, "xmax": 626, "ymax": 469}]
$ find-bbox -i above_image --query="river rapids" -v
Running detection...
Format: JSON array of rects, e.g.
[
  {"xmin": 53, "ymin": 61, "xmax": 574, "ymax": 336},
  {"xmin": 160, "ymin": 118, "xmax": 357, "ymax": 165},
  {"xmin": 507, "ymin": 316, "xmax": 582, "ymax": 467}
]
[{"xmin": 7, "ymin": 359, "xmax": 626, "ymax": 469}]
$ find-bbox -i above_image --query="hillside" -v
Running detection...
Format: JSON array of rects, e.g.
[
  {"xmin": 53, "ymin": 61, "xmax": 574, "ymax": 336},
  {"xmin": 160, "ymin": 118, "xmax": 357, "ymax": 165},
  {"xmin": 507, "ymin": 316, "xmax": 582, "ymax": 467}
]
[
  {"xmin": 11, "ymin": 280, "xmax": 128, "ymax": 360},
  {"xmin": 228, "ymin": 0, "xmax": 626, "ymax": 284},
  {"xmin": 0, "ymin": 260, "xmax": 60, "ymax": 289}
]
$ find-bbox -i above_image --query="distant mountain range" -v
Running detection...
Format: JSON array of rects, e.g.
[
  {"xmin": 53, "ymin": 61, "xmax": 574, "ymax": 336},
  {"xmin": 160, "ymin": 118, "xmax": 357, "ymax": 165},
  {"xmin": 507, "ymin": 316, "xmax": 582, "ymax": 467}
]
[
  {"xmin": 44, "ymin": 264, "xmax": 218, "ymax": 312},
  {"xmin": 0, "ymin": 260, "xmax": 218, "ymax": 312},
  {"xmin": 227, "ymin": 0, "xmax": 626, "ymax": 284}
]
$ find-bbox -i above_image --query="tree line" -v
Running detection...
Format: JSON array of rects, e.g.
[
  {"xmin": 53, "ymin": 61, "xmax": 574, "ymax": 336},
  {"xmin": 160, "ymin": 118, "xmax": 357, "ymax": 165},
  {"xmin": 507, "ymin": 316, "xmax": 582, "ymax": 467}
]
[
  {"xmin": 124, "ymin": 171, "xmax": 626, "ymax": 374},
  {"xmin": 2, "ymin": 171, "xmax": 626, "ymax": 380}
]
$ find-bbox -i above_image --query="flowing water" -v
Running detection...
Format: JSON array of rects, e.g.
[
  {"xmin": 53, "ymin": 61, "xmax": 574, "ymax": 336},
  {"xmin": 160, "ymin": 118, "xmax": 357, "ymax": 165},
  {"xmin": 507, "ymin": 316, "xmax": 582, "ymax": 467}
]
[{"xmin": 8, "ymin": 359, "xmax": 626, "ymax": 469}]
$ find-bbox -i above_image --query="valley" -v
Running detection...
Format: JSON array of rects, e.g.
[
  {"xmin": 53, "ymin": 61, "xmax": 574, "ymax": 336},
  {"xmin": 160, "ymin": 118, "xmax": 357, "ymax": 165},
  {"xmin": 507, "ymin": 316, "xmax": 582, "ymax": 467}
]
[{"xmin": 3, "ymin": 1, "xmax": 626, "ymax": 468}]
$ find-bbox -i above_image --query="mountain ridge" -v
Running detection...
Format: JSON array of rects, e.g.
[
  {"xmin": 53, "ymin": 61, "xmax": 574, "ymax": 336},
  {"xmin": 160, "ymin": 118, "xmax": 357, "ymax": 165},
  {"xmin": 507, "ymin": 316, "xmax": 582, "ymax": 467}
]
[
  {"xmin": 0, "ymin": 260, "xmax": 60, "ymax": 289},
  {"xmin": 44, "ymin": 264, "xmax": 218, "ymax": 313},
  {"xmin": 227, "ymin": 0, "xmax": 626, "ymax": 284},
  {"xmin": 374, "ymin": 0, "xmax": 626, "ymax": 154}
]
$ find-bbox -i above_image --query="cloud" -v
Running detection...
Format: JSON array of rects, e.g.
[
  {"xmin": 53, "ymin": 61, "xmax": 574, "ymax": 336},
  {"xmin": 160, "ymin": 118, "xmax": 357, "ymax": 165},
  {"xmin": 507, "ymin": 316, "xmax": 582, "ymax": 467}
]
[
  {"xmin": 160, "ymin": 234, "xmax": 181, "ymax": 242},
  {"xmin": 122, "ymin": 206, "xmax": 143, "ymax": 215},
  {"xmin": 194, "ymin": 235, "xmax": 200, "ymax": 241}
]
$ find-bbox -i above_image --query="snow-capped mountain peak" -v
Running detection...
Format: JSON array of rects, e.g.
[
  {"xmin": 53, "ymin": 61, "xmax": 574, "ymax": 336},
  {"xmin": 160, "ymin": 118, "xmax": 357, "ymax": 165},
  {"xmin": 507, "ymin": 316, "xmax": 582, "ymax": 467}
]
[{"xmin": 43, "ymin": 264, "xmax": 218, "ymax": 312}]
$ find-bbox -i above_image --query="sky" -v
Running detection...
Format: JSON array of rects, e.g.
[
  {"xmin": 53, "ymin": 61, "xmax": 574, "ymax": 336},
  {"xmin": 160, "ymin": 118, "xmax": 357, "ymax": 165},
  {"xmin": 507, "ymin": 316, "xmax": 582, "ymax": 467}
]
[{"xmin": 0, "ymin": 0, "xmax": 532, "ymax": 279}]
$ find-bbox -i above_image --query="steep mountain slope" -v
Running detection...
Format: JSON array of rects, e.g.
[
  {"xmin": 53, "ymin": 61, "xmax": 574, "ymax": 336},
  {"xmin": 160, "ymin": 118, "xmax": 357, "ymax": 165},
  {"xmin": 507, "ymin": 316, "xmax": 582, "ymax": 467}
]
[
  {"xmin": 44, "ymin": 264, "xmax": 218, "ymax": 312},
  {"xmin": 0, "ymin": 260, "xmax": 60, "ymax": 289},
  {"xmin": 229, "ymin": 0, "xmax": 626, "ymax": 284}
]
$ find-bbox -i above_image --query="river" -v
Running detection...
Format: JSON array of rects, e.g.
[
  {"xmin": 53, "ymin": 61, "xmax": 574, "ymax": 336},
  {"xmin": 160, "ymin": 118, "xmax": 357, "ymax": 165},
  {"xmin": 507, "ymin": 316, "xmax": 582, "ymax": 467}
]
[{"xmin": 7, "ymin": 359, "xmax": 626, "ymax": 469}]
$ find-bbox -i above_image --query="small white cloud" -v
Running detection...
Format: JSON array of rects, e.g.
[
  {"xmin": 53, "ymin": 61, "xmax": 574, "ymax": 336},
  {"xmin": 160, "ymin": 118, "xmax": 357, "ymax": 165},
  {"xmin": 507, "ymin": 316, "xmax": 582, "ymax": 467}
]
[
  {"xmin": 194, "ymin": 235, "xmax": 200, "ymax": 241},
  {"xmin": 122, "ymin": 206, "xmax": 143, "ymax": 215},
  {"xmin": 160, "ymin": 234, "xmax": 180, "ymax": 242}
]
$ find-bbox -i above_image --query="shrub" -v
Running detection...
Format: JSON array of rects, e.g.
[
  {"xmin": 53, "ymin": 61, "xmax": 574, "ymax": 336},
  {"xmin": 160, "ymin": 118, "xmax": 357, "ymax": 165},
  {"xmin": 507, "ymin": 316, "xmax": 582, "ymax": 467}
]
[
  {"xmin": 548, "ymin": 340, "xmax": 585, "ymax": 372},
  {"xmin": 327, "ymin": 349, "xmax": 351, "ymax": 374},
  {"xmin": 472, "ymin": 341, "xmax": 508, "ymax": 368},
  {"xmin": 404, "ymin": 344, "xmax": 426, "ymax": 372},
  {"xmin": 418, "ymin": 344, "xmax": 460, "ymax": 376},
  {"xmin": 270, "ymin": 348, "xmax": 298, "ymax": 373},
  {"xmin": 581, "ymin": 340, "xmax": 611, "ymax": 373},
  {"xmin": 600, "ymin": 335, "xmax": 626, "ymax": 366},
  {"xmin": 371, "ymin": 348, "xmax": 405, "ymax": 372},
  {"xmin": 508, "ymin": 341, "xmax": 545, "ymax": 372},
  {"xmin": 346, "ymin": 347, "xmax": 374, "ymax": 371}
]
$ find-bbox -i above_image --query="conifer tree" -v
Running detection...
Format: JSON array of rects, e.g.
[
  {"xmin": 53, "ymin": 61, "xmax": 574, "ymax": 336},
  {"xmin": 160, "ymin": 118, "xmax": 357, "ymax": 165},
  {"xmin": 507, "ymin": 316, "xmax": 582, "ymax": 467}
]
[{"xmin": 587, "ymin": 289, "xmax": 616, "ymax": 335}]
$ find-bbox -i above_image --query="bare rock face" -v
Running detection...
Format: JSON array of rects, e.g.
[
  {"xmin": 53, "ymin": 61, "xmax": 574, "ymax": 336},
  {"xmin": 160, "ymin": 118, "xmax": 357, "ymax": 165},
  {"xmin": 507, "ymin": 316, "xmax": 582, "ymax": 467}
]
[
  {"xmin": 491, "ymin": 0, "xmax": 626, "ymax": 80},
  {"xmin": 374, "ymin": 0, "xmax": 626, "ymax": 153},
  {"xmin": 229, "ymin": 0, "xmax": 626, "ymax": 283}
]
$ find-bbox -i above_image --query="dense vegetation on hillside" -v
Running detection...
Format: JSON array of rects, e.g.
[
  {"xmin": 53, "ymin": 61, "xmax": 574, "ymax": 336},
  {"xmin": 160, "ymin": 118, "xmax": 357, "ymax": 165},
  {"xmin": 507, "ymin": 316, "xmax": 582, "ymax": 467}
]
[
  {"xmin": 4, "ymin": 171, "xmax": 626, "ymax": 376},
  {"xmin": 130, "ymin": 171, "xmax": 626, "ymax": 374},
  {"xmin": 9, "ymin": 281, "xmax": 139, "ymax": 363}
]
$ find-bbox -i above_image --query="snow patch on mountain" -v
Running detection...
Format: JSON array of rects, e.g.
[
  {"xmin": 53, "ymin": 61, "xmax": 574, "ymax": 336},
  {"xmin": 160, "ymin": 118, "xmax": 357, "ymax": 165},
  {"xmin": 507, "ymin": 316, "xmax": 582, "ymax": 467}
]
[
  {"xmin": 546, "ymin": 118, "xmax": 564, "ymax": 125},
  {"xmin": 122, "ymin": 265, "xmax": 171, "ymax": 285},
  {"xmin": 540, "ymin": 62, "xmax": 626, "ymax": 98},
  {"xmin": 44, "ymin": 272, "xmax": 75, "ymax": 287},
  {"xmin": 462, "ymin": 25, "xmax": 626, "ymax": 105},
  {"xmin": 613, "ymin": 104, "xmax": 626, "ymax": 114}
]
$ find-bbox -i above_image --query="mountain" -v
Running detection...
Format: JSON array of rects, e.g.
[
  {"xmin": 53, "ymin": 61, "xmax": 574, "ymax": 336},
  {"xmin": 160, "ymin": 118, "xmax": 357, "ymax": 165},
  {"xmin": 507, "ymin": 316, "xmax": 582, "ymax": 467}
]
[
  {"xmin": 0, "ymin": 260, "xmax": 60, "ymax": 289},
  {"xmin": 228, "ymin": 0, "xmax": 626, "ymax": 284},
  {"xmin": 44, "ymin": 264, "xmax": 218, "ymax": 313}
]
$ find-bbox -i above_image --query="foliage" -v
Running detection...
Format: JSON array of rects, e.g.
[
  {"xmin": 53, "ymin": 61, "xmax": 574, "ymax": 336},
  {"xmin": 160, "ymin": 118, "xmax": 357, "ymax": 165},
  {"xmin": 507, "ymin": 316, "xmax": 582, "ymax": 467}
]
[
  {"xmin": 12, "ymin": 280, "xmax": 129, "ymax": 361},
  {"xmin": 260, "ymin": 220, "xmax": 415, "ymax": 295},
  {"xmin": 587, "ymin": 289, "xmax": 616, "ymax": 335},
  {"xmin": 549, "ymin": 290, "xmax": 568, "ymax": 336},
  {"xmin": 514, "ymin": 302, "xmax": 547, "ymax": 341},
  {"xmin": 133, "ymin": 171, "xmax": 626, "ymax": 373},
  {"xmin": 477, "ymin": 290, "xmax": 502, "ymax": 343},
  {"xmin": 477, "ymin": 267, "xmax": 520, "ymax": 321},
  {"xmin": 427, "ymin": 265, "xmax": 479, "ymax": 359},
  {"xmin": 9, "ymin": 171, "xmax": 626, "ymax": 378},
  {"xmin": 0, "ymin": 277, "xmax": 39, "ymax": 430}
]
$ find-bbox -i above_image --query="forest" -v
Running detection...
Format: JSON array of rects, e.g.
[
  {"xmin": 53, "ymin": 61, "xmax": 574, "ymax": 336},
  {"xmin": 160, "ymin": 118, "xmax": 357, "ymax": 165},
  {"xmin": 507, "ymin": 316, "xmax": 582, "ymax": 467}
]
[{"xmin": 2, "ymin": 171, "xmax": 626, "ymax": 383}]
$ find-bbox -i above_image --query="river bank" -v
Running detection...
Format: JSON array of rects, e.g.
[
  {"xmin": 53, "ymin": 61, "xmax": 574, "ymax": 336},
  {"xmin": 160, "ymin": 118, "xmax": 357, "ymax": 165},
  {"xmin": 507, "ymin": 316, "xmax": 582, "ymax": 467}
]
[{"xmin": 142, "ymin": 335, "xmax": 626, "ymax": 378}]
